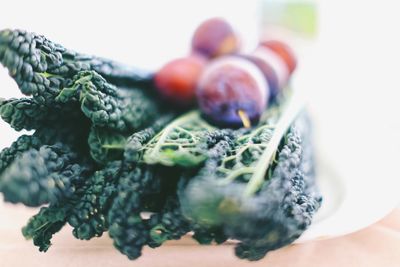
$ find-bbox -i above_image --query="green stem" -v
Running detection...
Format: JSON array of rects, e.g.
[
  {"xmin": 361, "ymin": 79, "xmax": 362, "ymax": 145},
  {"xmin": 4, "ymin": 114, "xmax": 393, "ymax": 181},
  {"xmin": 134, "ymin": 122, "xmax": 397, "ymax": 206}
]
[
  {"xmin": 101, "ymin": 144, "xmax": 126, "ymax": 150},
  {"xmin": 218, "ymin": 167, "xmax": 254, "ymax": 185},
  {"xmin": 244, "ymin": 93, "xmax": 305, "ymax": 197}
]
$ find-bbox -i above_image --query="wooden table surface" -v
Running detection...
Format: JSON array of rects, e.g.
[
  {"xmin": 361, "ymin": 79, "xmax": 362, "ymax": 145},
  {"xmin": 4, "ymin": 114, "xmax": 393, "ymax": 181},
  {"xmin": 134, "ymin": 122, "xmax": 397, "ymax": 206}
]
[{"xmin": 1, "ymin": 201, "xmax": 399, "ymax": 267}]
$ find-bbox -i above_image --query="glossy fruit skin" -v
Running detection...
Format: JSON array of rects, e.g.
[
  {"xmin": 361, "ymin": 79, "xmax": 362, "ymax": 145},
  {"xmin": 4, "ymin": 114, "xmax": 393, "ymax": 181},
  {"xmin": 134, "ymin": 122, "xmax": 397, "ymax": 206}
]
[
  {"xmin": 241, "ymin": 54, "xmax": 280, "ymax": 101},
  {"xmin": 197, "ymin": 56, "xmax": 268, "ymax": 127},
  {"xmin": 192, "ymin": 18, "xmax": 240, "ymax": 58},
  {"xmin": 253, "ymin": 45, "xmax": 290, "ymax": 90},
  {"xmin": 155, "ymin": 55, "xmax": 206, "ymax": 106},
  {"xmin": 260, "ymin": 40, "xmax": 297, "ymax": 74}
]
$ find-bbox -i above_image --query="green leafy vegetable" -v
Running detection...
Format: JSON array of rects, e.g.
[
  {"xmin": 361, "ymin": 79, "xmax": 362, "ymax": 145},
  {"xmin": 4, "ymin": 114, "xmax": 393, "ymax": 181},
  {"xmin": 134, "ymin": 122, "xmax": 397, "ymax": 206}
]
[
  {"xmin": 147, "ymin": 195, "xmax": 190, "ymax": 248},
  {"xmin": 124, "ymin": 113, "xmax": 175, "ymax": 164},
  {"xmin": 22, "ymin": 206, "xmax": 68, "ymax": 252},
  {"xmin": 68, "ymin": 161, "xmax": 121, "ymax": 240},
  {"xmin": 57, "ymin": 71, "xmax": 159, "ymax": 133},
  {"xmin": 143, "ymin": 111, "xmax": 215, "ymax": 167},
  {"xmin": 107, "ymin": 164, "xmax": 164, "ymax": 260},
  {"xmin": 88, "ymin": 114, "xmax": 175, "ymax": 165},
  {"xmin": 0, "ymin": 28, "xmax": 321, "ymax": 263},
  {"xmin": 179, "ymin": 109, "xmax": 322, "ymax": 260},
  {"xmin": 0, "ymin": 143, "xmax": 90, "ymax": 207},
  {"xmin": 88, "ymin": 127, "xmax": 128, "ymax": 165},
  {"xmin": 0, "ymin": 29, "xmax": 152, "ymax": 104},
  {"xmin": 0, "ymin": 134, "xmax": 42, "ymax": 174},
  {"xmin": 0, "ymin": 96, "xmax": 86, "ymax": 132}
]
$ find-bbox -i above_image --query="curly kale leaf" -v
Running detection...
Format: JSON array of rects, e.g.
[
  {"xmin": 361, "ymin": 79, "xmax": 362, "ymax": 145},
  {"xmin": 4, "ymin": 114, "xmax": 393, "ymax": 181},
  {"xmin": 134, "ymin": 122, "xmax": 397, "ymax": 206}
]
[
  {"xmin": 21, "ymin": 162, "xmax": 122, "ymax": 251},
  {"xmin": 233, "ymin": 124, "xmax": 322, "ymax": 260},
  {"xmin": 89, "ymin": 58, "xmax": 153, "ymax": 88},
  {"xmin": 123, "ymin": 113, "xmax": 175, "ymax": 164},
  {"xmin": 191, "ymin": 225, "xmax": 227, "ymax": 245},
  {"xmin": 56, "ymin": 71, "xmax": 159, "ymax": 133},
  {"xmin": 180, "ymin": 97, "xmax": 322, "ymax": 260},
  {"xmin": 0, "ymin": 119, "xmax": 90, "ymax": 176},
  {"xmin": 0, "ymin": 134, "xmax": 42, "ymax": 174},
  {"xmin": 0, "ymin": 97, "xmax": 85, "ymax": 131},
  {"xmin": 0, "ymin": 29, "xmax": 152, "ymax": 104},
  {"xmin": 0, "ymin": 143, "xmax": 90, "ymax": 207},
  {"xmin": 142, "ymin": 111, "xmax": 216, "ymax": 167},
  {"xmin": 107, "ymin": 164, "xmax": 162, "ymax": 260},
  {"xmin": 140, "ymin": 111, "xmax": 243, "ymax": 168},
  {"xmin": 88, "ymin": 114, "xmax": 175, "ymax": 165},
  {"xmin": 22, "ymin": 206, "xmax": 69, "ymax": 252},
  {"xmin": 0, "ymin": 29, "xmax": 154, "ymax": 133},
  {"xmin": 146, "ymin": 196, "xmax": 190, "ymax": 248},
  {"xmin": 67, "ymin": 161, "xmax": 121, "ymax": 240},
  {"xmin": 88, "ymin": 126, "xmax": 127, "ymax": 164},
  {"xmin": 0, "ymin": 97, "xmax": 48, "ymax": 131}
]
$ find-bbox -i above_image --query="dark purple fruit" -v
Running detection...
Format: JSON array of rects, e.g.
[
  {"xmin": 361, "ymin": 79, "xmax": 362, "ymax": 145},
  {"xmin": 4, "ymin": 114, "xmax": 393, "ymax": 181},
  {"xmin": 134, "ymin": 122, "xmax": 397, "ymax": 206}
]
[
  {"xmin": 196, "ymin": 56, "xmax": 268, "ymax": 127},
  {"xmin": 192, "ymin": 18, "xmax": 240, "ymax": 59},
  {"xmin": 241, "ymin": 54, "xmax": 280, "ymax": 100},
  {"xmin": 253, "ymin": 46, "xmax": 290, "ymax": 90}
]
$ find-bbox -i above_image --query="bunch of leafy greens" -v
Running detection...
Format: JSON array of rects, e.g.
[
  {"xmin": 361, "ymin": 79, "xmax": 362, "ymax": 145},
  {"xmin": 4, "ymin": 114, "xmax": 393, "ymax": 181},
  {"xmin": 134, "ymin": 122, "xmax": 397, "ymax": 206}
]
[{"xmin": 0, "ymin": 29, "xmax": 321, "ymax": 261}]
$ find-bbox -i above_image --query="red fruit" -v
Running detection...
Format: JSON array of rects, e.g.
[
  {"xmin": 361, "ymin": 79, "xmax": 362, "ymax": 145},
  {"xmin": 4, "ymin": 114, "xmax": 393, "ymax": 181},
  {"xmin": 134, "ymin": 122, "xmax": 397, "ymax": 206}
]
[
  {"xmin": 197, "ymin": 56, "xmax": 268, "ymax": 127},
  {"xmin": 260, "ymin": 40, "xmax": 297, "ymax": 74},
  {"xmin": 192, "ymin": 18, "xmax": 240, "ymax": 58},
  {"xmin": 155, "ymin": 55, "xmax": 206, "ymax": 106}
]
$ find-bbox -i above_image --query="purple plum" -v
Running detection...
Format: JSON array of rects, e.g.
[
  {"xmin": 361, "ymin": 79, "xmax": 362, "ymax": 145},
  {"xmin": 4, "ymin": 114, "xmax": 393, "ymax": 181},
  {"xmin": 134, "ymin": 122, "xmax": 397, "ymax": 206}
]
[{"xmin": 196, "ymin": 56, "xmax": 269, "ymax": 127}]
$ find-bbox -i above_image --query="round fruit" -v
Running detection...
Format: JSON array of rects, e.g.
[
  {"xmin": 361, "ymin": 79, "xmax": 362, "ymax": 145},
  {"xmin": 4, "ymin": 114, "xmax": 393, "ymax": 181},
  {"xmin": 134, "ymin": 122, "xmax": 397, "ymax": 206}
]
[
  {"xmin": 197, "ymin": 56, "xmax": 268, "ymax": 127},
  {"xmin": 241, "ymin": 54, "xmax": 280, "ymax": 100},
  {"xmin": 260, "ymin": 40, "xmax": 297, "ymax": 74},
  {"xmin": 253, "ymin": 45, "xmax": 290, "ymax": 89},
  {"xmin": 192, "ymin": 18, "xmax": 240, "ymax": 58},
  {"xmin": 155, "ymin": 55, "xmax": 206, "ymax": 106}
]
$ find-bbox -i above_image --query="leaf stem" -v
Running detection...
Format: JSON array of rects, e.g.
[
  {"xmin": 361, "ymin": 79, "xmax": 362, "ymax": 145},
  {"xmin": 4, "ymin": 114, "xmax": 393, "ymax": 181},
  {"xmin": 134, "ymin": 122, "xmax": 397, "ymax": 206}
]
[{"xmin": 244, "ymin": 93, "xmax": 305, "ymax": 197}]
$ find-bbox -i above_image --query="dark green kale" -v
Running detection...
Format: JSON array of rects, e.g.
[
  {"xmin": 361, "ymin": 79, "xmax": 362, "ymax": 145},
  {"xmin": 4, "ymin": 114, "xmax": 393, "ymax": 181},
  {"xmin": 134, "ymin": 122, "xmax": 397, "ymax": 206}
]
[
  {"xmin": 22, "ymin": 161, "xmax": 124, "ymax": 251},
  {"xmin": 33, "ymin": 124, "xmax": 91, "ymax": 156},
  {"xmin": 0, "ymin": 97, "xmax": 48, "ymax": 131},
  {"xmin": 180, "ymin": 115, "xmax": 322, "ymax": 261},
  {"xmin": 0, "ymin": 29, "xmax": 156, "ymax": 134},
  {"xmin": 124, "ymin": 113, "xmax": 175, "ymax": 164},
  {"xmin": 88, "ymin": 114, "xmax": 175, "ymax": 165},
  {"xmin": 147, "ymin": 196, "xmax": 190, "ymax": 248},
  {"xmin": 0, "ymin": 143, "xmax": 90, "ymax": 207},
  {"xmin": 0, "ymin": 96, "xmax": 86, "ymax": 132},
  {"xmin": 142, "ymin": 111, "xmax": 215, "ymax": 167},
  {"xmin": 0, "ymin": 134, "xmax": 42, "ymax": 174},
  {"xmin": 141, "ymin": 111, "xmax": 242, "ymax": 168},
  {"xmin": 88, "ymin": 126, "xmax": 128, "ymax": 165},
  {"xmin": 67, "ymin": 161, "xmax": 121, "ymax": 240},
  {"xmin": 107, "ymin": 164, "xmax": 162, "ymax": 260},
  {"xmin": 0, "ymin": 29, "xmax": 152, "ymax": 105},
  {"xmin": 22, "ymin": 205, "xmax": 69, "ymax": 252},
  {"xmin": 56, "ymin": 71, "xmax": 159, "ymax": 133},
  {"xmin": 191, "ymin": 225, "xmax": 227, "ymax": 245},
  {"xmin": 88, "ymin": 114, "xmax": 173, "ymax": 165},
  {"xmin": 0, "ymin": 28, "xmax": 321, "ymax": 263},
  {"xmin": 0, "ymin": 119, "xmax": 90, "ymax": 177}
]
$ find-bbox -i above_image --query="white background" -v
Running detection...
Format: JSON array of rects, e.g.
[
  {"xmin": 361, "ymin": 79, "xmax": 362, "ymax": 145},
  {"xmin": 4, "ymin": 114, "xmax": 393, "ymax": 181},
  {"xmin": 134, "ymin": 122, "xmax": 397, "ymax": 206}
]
[{"xmin": 0, "ymin": 0, "xmax": 400, "ymax": 235}]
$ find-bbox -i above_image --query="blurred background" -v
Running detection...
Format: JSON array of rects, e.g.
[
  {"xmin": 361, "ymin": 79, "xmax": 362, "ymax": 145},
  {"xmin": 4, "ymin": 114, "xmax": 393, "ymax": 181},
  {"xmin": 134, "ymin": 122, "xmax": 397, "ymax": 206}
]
[{"xmin": 0, "ymin": 0, "xmax": 400, "ymax": 252}]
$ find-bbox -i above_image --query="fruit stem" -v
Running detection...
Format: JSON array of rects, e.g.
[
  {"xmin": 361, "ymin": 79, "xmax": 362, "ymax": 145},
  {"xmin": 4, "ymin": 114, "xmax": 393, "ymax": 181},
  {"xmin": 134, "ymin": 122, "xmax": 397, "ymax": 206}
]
[{"xmin": 238, "ymin": 110, "xmax": 251, "ymax": 128}]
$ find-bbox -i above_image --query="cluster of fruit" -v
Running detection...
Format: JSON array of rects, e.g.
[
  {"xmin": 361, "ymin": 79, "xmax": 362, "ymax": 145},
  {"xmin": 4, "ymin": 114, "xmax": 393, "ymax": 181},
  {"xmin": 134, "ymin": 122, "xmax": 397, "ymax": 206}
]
[{"xmin": 155, "ymin": 18, "xmax": 297, "ymax": 127}]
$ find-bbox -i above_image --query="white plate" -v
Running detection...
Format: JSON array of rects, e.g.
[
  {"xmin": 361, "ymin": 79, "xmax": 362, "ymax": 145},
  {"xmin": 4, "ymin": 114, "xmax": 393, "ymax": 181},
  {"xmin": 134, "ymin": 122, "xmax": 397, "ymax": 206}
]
[
  {"xmin": 292, "ymin": 38, "xmax": 400, "ymax": 241},
  {"xmin": 297, "ymin": 144, "xmax": 400, "ymax": 242}
]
